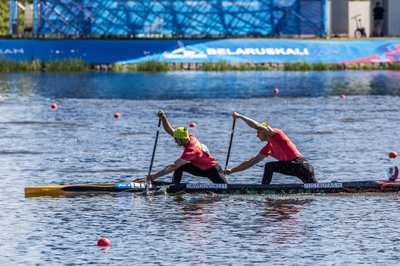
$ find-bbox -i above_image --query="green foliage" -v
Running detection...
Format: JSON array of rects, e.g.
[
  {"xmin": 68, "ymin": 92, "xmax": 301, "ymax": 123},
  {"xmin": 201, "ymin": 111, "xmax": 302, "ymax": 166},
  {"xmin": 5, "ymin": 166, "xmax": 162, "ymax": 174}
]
[
  {"xmin": 135, "ymin": 60, "xmax": 170, "ymax": 72},
  {"xmin": 44, "ymin": 59, "xmax": 90, "ymax": 72},
  {"xmin": 0, "ymin": 2, "xmax": 25, "ymax": 35},
  {"xmin": 0, "ymin": 1, "xmax": 9, "ymax": 35},
  {"xmin": 388, "ymin": 62, "xmax": 400, "ymax": 70},
  {"xmin": 202, "ymin": 61, "xmax": 230, "ymax": 71},
  {"xmin": 284, "ymin": 61, "xmax": 314, "ymax": 71},
  {"xmin": 1, "ymin": 59, "xmax": 400, "ymax": 73},
  {"xmin": 0, "ymin": 58, "xmax": 42, "ymax": 72},
  {"xmin": 0, "ymin": 58, "xmax": 89, "ymax": 72}
]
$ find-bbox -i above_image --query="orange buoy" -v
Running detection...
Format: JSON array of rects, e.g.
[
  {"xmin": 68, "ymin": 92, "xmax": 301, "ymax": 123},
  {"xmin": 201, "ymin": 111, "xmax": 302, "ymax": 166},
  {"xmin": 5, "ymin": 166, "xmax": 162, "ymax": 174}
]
[
  {"xmin": 389, "ymin": 151, "xmax": 398, "ymax": 159},
  {"xmin": 97, "ymin": 237, "xmax": 111, "ymax": 247}
]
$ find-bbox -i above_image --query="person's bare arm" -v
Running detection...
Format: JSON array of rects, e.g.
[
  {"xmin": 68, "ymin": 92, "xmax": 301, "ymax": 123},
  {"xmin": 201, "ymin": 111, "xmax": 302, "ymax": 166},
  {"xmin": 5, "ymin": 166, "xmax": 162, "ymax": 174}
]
[
  {"xmin": 158, "ymin": 111, "xmax": 174, "ymax": 136},
  {"xmin": 224, "ymin": 153, "xmax": 265, "ymax": 175},
  {"xmin": 233, "ymin": 112, "xmax": 274, "ymax": 135},
  {"xmin": 147, "ymin": 158, "xmax": 189, "ymax": 181}
]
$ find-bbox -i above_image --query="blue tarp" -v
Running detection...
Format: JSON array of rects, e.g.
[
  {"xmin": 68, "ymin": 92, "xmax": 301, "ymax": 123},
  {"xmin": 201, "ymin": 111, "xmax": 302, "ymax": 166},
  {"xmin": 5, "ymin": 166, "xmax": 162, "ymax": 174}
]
[
  {"xmin": 1, "ymin": 39, "xmax": 400, "ymax": 64},
  {"xmin": 37, "ymin": 0, "xmax": 327, "ymax": 36}
]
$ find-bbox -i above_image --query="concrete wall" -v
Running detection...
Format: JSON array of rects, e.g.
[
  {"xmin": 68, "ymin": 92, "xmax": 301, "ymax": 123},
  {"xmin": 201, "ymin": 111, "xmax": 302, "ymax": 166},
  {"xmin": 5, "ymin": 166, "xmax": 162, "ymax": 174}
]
[
  {"xmin": 387, "ymin": 0, "xmax": 400, "ymax": 36},
  {"xmin": 348, "ymin": 1, "xmax": 371, "ymax": 38}
]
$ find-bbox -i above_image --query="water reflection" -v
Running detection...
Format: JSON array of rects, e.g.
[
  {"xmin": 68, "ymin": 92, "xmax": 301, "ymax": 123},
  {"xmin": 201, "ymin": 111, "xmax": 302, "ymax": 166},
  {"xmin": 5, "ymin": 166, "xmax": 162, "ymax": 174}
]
[
  {"xmin": 261, "ymin": 198, "xmax": 314, "ymax": 244},
  {"xmin": 1, "ymin": 71, "xmax": 400, "ymax": 99},
  {"xmin": 178, "ymin": 196, "xmax": 222, "ymax": 223},
  {"xmin": 175, "ymin": 196, "xmax": 223, "ymax": 264},
  {"xmin": 370, "ymin": 71, "xmax": 400, "ymax": 95}
]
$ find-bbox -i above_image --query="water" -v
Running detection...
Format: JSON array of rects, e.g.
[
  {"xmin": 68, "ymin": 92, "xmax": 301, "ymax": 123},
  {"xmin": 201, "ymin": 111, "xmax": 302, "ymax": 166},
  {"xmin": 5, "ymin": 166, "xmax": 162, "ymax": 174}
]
[{"xmin": 0, "ymin": 71, "xmax": 399, "ymax": 265}]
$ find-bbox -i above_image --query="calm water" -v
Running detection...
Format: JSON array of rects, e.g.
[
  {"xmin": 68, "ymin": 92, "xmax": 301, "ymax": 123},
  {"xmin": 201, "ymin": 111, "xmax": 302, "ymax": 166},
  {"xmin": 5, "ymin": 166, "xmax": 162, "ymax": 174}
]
[{"xmin": 0, "ymin": 71, "xmax": 400, "ymax": 265}]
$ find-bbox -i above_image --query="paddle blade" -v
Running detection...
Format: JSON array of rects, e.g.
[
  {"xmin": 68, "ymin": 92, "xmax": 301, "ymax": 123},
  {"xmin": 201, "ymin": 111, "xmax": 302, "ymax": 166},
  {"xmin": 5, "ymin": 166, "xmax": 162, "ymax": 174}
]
[{"xmin": 132, "ymin": 178, "xmax": 147, "ymax": 183}]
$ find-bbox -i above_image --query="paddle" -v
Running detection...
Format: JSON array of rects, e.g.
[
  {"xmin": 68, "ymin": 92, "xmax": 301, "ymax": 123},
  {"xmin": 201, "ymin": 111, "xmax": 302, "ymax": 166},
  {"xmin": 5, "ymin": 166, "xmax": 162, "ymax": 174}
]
[
  {"xmin": 224, "ymin": 118, "xmax": 236, "ymax": 170},
  {"xmin": 146, "ymin": 116, "xmax": 162, "ymax": 190}
]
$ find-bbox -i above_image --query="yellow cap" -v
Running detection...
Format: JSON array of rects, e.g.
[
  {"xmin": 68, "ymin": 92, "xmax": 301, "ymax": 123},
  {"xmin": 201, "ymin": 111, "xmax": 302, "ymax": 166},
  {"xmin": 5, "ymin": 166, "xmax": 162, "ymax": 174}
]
[
  {"xmin": 260, "ymin": 122, "xmax": 270, "ymax": 128},
  {"xmin": 173, "ymin": 127, "xmax": 189, "ymax": 139}
]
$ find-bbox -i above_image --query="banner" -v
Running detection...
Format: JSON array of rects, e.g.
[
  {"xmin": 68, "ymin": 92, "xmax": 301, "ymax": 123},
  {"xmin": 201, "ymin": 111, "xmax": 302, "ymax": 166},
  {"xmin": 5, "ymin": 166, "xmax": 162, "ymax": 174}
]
[{"xmin": 1, "ymin": 39, "xmax": 400, "ymax": 64}]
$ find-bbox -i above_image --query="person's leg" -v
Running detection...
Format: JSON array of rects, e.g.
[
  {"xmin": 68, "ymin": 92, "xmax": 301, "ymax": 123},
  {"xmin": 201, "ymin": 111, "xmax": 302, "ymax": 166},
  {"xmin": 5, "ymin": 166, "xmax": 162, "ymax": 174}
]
[
  {"xmin": 262, "ymin": 161, "xmax": 289, "ymax": 184},
  {"xmin": 294, "ymin": 158, "xmax": 317, "ymax": 183},
  {"xmin": 173, "ymin": 164, "xmax": 227, "ymax": 183},
  {"xmin": 373, "ymin": 20, "xmax": 379, "ymax": 37},
  {"xmin": 172, "ymin": 163, "xmax": 201, "ymax": 184},
  {"xmin": 377, "ymin": 20, "xmax": 383, "ymax": 37},
  {"xmin": 262, "ymin": 159, "xmax": 317, "ymax": 184},
  {"xmin": 203, "ymin": 164, "xmax": 228, "ymax": 184},
  {"xmin": 172, "ymin": 166, "xmax": 184, "ymax": 183}
]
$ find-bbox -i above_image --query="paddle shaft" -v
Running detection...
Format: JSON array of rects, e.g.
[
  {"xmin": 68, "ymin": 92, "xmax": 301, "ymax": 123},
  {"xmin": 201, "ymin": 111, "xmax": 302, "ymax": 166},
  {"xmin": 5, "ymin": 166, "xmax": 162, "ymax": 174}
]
[
  {"xmin": 224, "ymin": 119, "xmax": 236, "ymax": 170},
  {"xmin": 148, "ymin": 117, "xmax": 162, "ymax": 177}
]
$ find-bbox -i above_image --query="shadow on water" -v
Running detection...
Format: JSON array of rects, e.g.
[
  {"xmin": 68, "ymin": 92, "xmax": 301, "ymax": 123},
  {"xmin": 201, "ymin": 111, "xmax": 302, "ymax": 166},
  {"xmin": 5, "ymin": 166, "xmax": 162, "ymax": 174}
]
[{"xmin": 1, "ymin": 71, "xmax": 400, "ymax": 99}]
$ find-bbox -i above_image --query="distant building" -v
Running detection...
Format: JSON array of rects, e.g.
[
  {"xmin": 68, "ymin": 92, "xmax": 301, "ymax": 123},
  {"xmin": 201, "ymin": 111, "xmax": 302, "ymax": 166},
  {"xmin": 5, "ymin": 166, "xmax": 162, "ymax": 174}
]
[{"xmin": 329, "ymin": 0, "xmax": 400, "ymax": 38}]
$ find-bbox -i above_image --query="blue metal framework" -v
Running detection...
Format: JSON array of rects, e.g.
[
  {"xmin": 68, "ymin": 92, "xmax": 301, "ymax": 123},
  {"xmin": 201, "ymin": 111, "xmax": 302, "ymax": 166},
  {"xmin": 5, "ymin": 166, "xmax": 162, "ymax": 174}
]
[
  {"xmin": 28, "ymin": 0, "xmax": 327, "ymax": 36},
  {"xmin": 9, "ymin": 0, "xmax": 18, "ymax": 34}
]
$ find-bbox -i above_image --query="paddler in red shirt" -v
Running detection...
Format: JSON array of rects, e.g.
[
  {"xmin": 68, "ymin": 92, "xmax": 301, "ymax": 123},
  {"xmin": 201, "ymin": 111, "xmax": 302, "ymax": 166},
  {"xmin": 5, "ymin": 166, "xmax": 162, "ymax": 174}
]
[
  {"xmin": 146, "ymin": 111, "xmax": 227, "ymax": 184},
  {"xmin": 224, "ymin": 112, "xmax": 317, "ymax": 184}
]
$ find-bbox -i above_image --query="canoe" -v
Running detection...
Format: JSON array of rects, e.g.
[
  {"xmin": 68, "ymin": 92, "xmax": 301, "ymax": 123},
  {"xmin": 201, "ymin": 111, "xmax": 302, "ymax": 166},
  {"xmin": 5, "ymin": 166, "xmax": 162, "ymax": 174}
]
[{"xmin": 24, "ymin": 180, "xmax": 400, "ymax": 198}]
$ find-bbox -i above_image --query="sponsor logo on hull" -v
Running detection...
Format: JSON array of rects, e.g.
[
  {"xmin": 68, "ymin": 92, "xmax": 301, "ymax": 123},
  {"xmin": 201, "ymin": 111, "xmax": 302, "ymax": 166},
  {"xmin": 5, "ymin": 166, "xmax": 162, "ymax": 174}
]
[
  {"xmin": 304, "ymin": 183, "xmax": 343, "ymax": 189},
  {"xmin": 115, "ymin": 182, "xmax": 152, "ymax": 189},
  {"xmin": 186, "ymin": 183, "xmax": 228, "ymax": 189}
]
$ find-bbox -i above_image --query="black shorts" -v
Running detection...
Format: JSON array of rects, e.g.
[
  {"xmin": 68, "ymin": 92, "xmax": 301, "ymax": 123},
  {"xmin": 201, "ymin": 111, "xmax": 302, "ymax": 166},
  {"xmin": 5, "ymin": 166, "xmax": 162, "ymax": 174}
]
[
  {"xmin": 262, "ymin": 157, "xmax": 317, "ymax": 184},
  {"xmin": 172, "ymin": 163, "xmax": 228, "ymax": 184}
]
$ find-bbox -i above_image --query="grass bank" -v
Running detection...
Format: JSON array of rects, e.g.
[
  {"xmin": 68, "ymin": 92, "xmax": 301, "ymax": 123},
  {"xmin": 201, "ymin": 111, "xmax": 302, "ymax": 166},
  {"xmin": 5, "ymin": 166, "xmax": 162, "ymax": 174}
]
[
  {"xmin": 113, "ymin": 60, "xmax": 400, "ymax": 71},
  {"xmin": 0, "ymin": 59, "xmax": 90, "ymax": 72},
  {"xmin": 1, "ymin": 59, "xmax": 400, "ymax": 72}
]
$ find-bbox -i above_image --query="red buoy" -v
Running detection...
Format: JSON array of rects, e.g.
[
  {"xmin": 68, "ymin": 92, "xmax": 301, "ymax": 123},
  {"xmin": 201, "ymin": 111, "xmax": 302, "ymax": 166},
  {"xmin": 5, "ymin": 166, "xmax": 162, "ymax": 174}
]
[
  {"xmin": 389, "ymin": 151, "xmax": 398, "ymax": 159},
  {"xmin": 114, "ymin": 113, "xmax": 121, "ymax": 119},
  {"xmin": 50, "ymin": 103, "xmax": 58, "ymax": 110},
  {"xmin": 189, "ymin": 122, "xmax": 197, "ymax": 128},
  {"xmin": 273, "ymin": 88, "xmax": 279, "ymax": 95},
  {"xmin": 97, "ymin": 237, "xmax": 111, "ymax": 247}
]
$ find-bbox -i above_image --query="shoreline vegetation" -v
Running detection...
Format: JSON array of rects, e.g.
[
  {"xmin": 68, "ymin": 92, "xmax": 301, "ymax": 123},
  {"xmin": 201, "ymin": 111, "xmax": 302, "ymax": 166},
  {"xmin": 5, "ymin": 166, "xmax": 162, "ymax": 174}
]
[{"xmin": 1, "ymin": 59, "xmax": 400, "ymax": 72}]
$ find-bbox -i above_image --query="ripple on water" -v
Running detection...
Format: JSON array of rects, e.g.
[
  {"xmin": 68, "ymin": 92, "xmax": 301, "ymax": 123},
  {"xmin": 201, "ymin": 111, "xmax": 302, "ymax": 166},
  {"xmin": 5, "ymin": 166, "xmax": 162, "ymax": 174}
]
[{"xmin": 0, "ymin": 72, "xmax": 400, "ymax": 264}]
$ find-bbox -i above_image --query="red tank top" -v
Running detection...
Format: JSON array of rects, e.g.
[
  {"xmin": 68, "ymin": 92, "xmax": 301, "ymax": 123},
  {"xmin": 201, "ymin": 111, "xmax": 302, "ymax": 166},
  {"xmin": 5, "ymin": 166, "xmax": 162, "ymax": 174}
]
[
  {"xmin": 259, "ymin": 128, "xmax": 303, "ymax": 161},
  {"xmin": 180, "ymin": 134, "xmax": 218, "ymax": 170}
]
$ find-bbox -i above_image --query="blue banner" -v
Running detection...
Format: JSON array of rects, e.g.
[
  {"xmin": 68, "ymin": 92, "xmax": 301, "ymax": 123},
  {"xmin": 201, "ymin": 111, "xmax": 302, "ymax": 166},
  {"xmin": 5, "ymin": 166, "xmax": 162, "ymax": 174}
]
[
  {"xmin": 38, "ymin": 0, "xmax": 326, "ymax": 36},
  {"xmin": 1, "ymin": 39, "xmax": 400, "ymax": 64}
]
